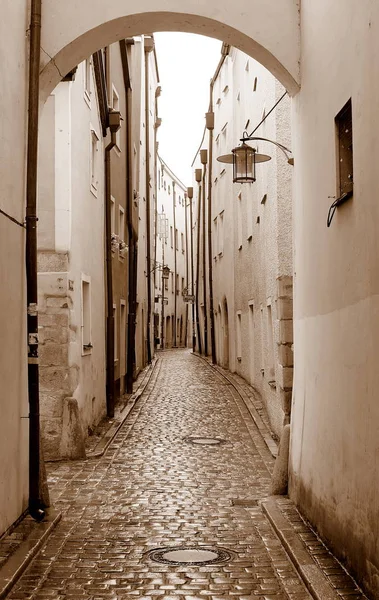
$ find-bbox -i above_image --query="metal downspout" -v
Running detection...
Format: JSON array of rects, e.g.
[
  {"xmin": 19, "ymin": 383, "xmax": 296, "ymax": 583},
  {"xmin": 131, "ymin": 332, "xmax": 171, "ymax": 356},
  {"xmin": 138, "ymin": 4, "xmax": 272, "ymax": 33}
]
[
  {"xmin": 26, "ymin": 0, "xmax": 47, "ymax": 521},
  {"xmin": 188, "ymin": 189, "xmax": 196, "ymax": 353},
  {"xmin": 201, "ymin": 156, "xmax": 208, "ymax": 356},
  {"xmin": 173, "ymin": 181, "xmax": 177, "ymax": 347},
  {"xmin": 195, "ymin": 176, "xmax": 202, "ymax": 354},
  {"xmin": 144, "ymin": 40, "xmax": 153, "ymax": 364},
  {"xmin": 105, "ymin": 132, "xmax": 117, "ymax": 418},
  {"xmin": 184, "ymin": 192, "xmax": 189, "ymax": 346}
]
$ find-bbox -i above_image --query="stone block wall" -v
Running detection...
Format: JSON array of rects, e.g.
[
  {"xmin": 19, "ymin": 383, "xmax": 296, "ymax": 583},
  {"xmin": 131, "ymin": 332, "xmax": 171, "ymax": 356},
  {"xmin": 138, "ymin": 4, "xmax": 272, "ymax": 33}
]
[
  {"xmin": 38, "ymin": 252, "xmax": 85, "ymax": 460},
  {"xmin": 276, "ymin": 275, "xmax": 293, "ymax": 426}
]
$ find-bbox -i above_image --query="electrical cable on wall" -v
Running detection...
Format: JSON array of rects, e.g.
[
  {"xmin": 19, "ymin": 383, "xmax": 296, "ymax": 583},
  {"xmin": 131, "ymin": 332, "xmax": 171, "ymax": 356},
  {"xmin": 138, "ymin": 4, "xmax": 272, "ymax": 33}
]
[{"xmin": 0, "ymin": 208, "xmax": 26, "ymax": 229}]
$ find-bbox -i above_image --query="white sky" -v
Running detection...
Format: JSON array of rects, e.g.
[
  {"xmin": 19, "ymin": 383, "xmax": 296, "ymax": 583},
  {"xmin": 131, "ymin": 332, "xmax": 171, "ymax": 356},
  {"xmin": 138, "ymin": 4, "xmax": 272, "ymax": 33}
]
[{"xmin": 154, "ymin": 32, "xmax": 222, "ymax": 186}]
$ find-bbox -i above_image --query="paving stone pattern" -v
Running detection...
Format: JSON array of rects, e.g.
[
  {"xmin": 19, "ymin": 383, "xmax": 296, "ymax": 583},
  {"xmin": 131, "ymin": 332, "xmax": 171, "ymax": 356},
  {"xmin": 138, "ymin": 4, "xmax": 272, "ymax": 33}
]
[{"xmin": 8, "ymin": 349, "xmax": 314, "ymax": 600}]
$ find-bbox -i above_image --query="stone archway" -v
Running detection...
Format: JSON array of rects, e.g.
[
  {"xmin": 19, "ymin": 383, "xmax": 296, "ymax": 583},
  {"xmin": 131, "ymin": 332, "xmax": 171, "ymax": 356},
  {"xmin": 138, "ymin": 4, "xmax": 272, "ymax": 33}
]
[{"xmin": 39, "ymin": 3, "xmax": 300, "ymax": 102}]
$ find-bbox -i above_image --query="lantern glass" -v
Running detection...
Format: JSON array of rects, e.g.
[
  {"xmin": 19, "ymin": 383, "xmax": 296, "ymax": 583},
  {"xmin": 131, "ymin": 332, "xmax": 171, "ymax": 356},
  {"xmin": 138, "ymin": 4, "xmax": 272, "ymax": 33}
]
[
  {"xmin": 162, "ymin": 266, "xmax": 170, "ymax": 279},
  {"xmin": 232, "ymin": 143, "xmax": 256, "ymax": 183}
]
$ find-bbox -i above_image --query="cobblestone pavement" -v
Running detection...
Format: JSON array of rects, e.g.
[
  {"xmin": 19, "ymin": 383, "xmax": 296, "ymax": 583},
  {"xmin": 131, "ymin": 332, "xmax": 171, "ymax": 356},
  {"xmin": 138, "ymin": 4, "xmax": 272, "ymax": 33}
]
[{"xmin": 8, "ymin": 349, "xmax": 315, "ymax": 600}]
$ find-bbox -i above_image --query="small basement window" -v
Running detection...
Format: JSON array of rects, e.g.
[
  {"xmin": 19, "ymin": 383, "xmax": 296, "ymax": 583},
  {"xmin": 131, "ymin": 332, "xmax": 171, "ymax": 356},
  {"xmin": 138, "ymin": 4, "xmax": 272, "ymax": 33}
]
[{"xmin": 81, "ymin": 276, "xmax": 92, "ymax": 354}]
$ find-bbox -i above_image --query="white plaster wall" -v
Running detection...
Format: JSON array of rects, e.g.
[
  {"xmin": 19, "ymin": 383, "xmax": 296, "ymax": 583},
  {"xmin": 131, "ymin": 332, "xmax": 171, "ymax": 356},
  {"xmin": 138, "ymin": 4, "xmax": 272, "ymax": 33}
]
[
  {"xmin": 38, "ymin": 61, "xmax": 106, "ymax": 457},
  {"xmin": 0, "ymin": 0, "xmax": 29, "ymax": 535},
  {"xmin": 290, "ymin": 1, "xmax": 379, "ymax": 596},
  {"xmin": 210, "ymin": 49, "xmax": 292, "ymax": 437},
  {"xmin": 68, "ymin": 62, "xmax": 106, "ymax": 432}
]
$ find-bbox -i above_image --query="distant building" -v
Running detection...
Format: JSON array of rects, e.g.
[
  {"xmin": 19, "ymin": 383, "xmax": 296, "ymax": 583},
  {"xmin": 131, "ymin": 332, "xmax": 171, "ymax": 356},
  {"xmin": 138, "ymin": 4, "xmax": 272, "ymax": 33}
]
[{"xmin": 155, "ymin": 157, "xmax": 189, "ymax": 349}]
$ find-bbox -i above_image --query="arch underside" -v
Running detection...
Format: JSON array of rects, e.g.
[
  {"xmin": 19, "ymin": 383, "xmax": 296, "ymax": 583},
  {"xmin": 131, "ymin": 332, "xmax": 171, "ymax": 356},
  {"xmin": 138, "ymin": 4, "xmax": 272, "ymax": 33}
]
[{"xmin": 40, "ymin": 6, "xmax": 300, "ymax": 101}]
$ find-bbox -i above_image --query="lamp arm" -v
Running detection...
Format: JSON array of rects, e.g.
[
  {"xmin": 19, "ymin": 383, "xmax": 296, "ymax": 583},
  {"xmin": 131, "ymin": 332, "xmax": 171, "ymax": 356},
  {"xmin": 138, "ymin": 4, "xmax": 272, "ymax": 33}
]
[{"xmin": 241, "ymin": 133, "xmax": 292, "ymax": 162}]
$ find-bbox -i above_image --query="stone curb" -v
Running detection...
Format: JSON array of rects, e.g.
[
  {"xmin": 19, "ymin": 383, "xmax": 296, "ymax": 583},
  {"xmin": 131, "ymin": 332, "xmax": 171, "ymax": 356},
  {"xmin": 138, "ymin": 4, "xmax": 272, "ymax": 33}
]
[
  {"xmin": 261, "ymin": 497, "xmax": 367, "ymax": 600},
  {"xmin": 87, "ymin": 357, "xmax": 158, "ymax": 458},
  {"xmin": 0, "ymin": 510, "xmax": 61, "ymax": 600},
  {"xmin": 192, "ymin": 352, "xmax": 278, "ymax": 458}
]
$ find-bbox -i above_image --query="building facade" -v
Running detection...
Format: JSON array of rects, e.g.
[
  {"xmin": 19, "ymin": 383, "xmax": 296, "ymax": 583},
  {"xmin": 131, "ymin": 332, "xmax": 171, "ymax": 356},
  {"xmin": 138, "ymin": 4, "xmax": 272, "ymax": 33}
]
[
  {"xmin": 193, "ymin": 46, "xmax": 293, "ymax": 439},
  {"xmin": 36, "ymin": 37, "xmax": 159, "ymax": 460},
  {"xmin": 155, "ymin": 157, "xmax": 189, "ymax": 349}
]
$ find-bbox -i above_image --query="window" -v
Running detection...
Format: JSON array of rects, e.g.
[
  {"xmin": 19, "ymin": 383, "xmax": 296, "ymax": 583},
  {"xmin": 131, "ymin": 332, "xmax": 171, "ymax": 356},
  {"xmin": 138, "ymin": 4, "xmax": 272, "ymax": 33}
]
[
  {"xmin": 120, "ymin": 300, "xmax": 126, "ymax": 373},
  {"xmin": 175, "ymin": 229, "xmax": 178, "ymax": 250},
  {"xmin": 111, "ymin": 196, "xmax": 116, "ymax": 235},
  {"xmin": 165, "ymin": 277, "xmax": 168, "ymax": 291},
  {"xmin": 84, "ymin": 58, "xmax": 92, "ymax": 105},
  {"xmin": 266, "ymin": 304, "xmax": 275, "ymax": 380},
  {"xmin": 336, "ymin": 99, "xmax": 353, "ymax": 197},
  {"xmin": 237, "ymin": 192, "xmax": 242, "ymax": 249},
  {"xmin": 170, "ymin": 226, "xmax": 173, "ymax": 248},
  {"xmin": 176, "ymin": 274, "xmax": 179, "ymax": 295},
  {"xmin": 81, "ymin": 276, "xmax": 92, "ymax": 354},
  {"xmin": 236, "ymin": 312, "xmax": 242, "ymax": 360},
  {"xmin": 181, "ymin": 232, "xmax": 184, "ymax": 253},
  {"xmin": 112, "ymin": 85, "xmax": 121, "ymax": 150},
  {"xmin": 249, "ymin": 302, "xmax": 255, "ymax": 384},
  {"xmin": 119, "ymin": 206, "xmax": 125, "ymax": 241},
  {"xmin": 181, "ymin": 277, "xmax": 185, "ymax": 292},
  {"xmin": 113, "ymin": 304, "xmax": 118, "ymax": 362},
  {"xmin": 219, "ymin": 212, "xmax": 224, "ymax": 255},
  {"xmin": 213, "ymin": 217, "xmax": 218, "ymax": 258},
  {"xmin": 171, "ymin": 272, "xmax": 174, "ymax": 294},
  {"xmin": 90, "ymin": 128, "xmax": 99, "ymax": 195}
]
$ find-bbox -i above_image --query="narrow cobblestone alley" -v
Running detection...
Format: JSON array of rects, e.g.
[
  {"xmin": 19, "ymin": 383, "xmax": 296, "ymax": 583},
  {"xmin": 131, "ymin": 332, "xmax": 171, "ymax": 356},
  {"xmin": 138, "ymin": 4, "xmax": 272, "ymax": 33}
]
[{"xmin": 5, "ymin": 351, "xmax": 362, "ymax": 600}]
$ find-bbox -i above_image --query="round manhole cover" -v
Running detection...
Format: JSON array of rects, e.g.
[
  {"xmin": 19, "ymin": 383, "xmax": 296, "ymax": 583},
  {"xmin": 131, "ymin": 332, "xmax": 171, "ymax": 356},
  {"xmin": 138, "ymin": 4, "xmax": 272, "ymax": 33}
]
[
  {"xmin": 148, "ymin": 546, "xmax": 234, "ymax": 565},
  {"xmin": 184, "ymin": 436, "xmax": 226, "ymax": 446}
]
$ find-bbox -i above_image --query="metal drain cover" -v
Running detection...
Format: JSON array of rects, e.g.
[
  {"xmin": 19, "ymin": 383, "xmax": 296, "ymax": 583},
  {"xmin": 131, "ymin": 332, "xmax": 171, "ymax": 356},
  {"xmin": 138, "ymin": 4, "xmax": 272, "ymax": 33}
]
[
  {"xmin": 184, "ymin": 436, "xmax": 226, "ymax": 446},
  {"xmin": 148, "ymin": 545, "xmax": 234, "ymax": 565}
]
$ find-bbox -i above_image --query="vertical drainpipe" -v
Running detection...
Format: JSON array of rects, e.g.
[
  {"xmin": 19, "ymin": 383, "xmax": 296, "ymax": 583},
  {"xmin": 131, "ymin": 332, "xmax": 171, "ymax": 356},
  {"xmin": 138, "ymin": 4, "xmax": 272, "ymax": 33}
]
[
  {"xmin": 200, "ymin": 150, "xmax": 208, "ymax": 356},
  {"xmin": 120, "ymin": 41, "xmax": 137, "ymax": 395},
  {"xmin": 119, "ymin": 39, "xmax": 134, "ymax": 394},
  {"xmin": 206, "ymin": 112, "xmax": 216, "ymax": 364},
  {"xmin": 194, "ymin": 169, "xmax": 202, "ymax": 354},
  {"xmin": 187, "ymin": 187, "xmax": 196, "ymax": 352},
  {"xmin": 105, "ymin": 112, "xmax": 121, "ymax": 418},
  {"xmin": 144, "ymin": 37, "xmax": 154, "ymax": 364},
  {"xmin": 160, "ymin": 230, "xmax": 165, "ymax": 349},
  {"xmin": 26, "ymin": 0, "xmax": 46, "ymax": 521},
  {"xmin": 184, "ymin": 191, "xmax": 189, "ymax": 346},
  {"xmin": 172, "ymin": 181, "xmax": 177, "ymax": 347}
]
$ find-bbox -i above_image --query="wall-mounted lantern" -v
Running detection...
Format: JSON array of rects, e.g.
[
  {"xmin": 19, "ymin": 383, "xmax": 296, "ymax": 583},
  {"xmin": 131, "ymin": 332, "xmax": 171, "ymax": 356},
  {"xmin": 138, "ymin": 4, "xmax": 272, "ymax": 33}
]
[{"xmin": 162, "ymin": 265, "xmax": 170, "ymax": 280}]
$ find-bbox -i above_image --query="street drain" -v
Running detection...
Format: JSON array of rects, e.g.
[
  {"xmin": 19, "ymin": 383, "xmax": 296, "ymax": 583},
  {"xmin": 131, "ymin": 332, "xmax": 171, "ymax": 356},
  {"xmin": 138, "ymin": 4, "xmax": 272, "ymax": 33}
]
[
  {"xmin": 184, "ymin": 436, "xmax": 226, "ymax": 446},
  {"xmin": 148, "ymin": 545, "xmax": 234, "ymax": 566}
]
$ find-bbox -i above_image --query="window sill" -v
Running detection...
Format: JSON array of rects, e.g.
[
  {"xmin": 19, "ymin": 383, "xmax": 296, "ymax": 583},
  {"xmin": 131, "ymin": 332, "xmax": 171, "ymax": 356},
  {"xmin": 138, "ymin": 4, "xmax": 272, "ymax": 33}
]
[
  {"xmin": 82, "ymin": 345, "xmax": 93, "ymax": 357},
  {"xmin": 83, "ymin": 90, "xmax": 91, "ymax": 108}
]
